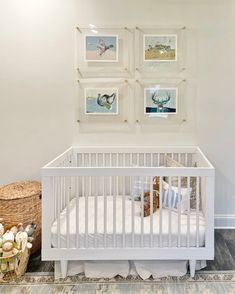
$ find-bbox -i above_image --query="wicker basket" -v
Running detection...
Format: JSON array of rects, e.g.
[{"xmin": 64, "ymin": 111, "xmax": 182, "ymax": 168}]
[
  {"xmin": 0, "ymin": 181, "xmax": 41, "ymax": 254},
  {"xmin": 0, "ymin": 248, "xmax": 30, "ymax": 283}
]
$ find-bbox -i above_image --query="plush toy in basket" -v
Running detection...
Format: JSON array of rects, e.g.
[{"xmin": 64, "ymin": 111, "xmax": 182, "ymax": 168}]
[{"xmin": 0, "ymin": 219, "xmax": 36, "ymax": 283}]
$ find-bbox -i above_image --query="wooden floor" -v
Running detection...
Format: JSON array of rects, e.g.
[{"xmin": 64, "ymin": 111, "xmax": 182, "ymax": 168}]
[{"xmin": 27, "ymin": 229, "xmax": 235, "ymax": 273}]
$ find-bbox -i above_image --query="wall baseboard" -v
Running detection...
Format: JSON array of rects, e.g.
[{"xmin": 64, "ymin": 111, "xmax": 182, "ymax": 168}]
[{"xmin": 215, "ymin": 214, "xmax": 235, "ymax": 229}]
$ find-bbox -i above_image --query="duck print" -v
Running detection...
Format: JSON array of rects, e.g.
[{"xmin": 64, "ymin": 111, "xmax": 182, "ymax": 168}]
[{"xmin": 97, "ymin": 93, "xmax": 116, "ymax": 110}]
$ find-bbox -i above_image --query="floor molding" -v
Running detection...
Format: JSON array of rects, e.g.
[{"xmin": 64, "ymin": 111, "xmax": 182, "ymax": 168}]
[{"xmin": 215, "ymin": 214, "xmax": 235, "ymax": 229}]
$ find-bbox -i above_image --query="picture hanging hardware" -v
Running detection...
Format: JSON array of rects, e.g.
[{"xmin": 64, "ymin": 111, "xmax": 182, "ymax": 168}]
[
  {"xmin": 124, "ymin": 120, "xmax": 128, "ymax": 123},
  {"xmin": 182, "ymin": 26, "xmax": 186, "ymax": 30},
  {"xmin": 136, "ymin": 120, "xmax": 139, "ymax": 123},
  {"xmin": 124, "ymin": 27, "xmax": 132, "ymax": 33},
  {"xmin": 77, "ymin": 120, "xmax": 80, "ymax": 123},
  {"xmin": 76, "ymin": 27, "xmax": 82, "ymax": 33}
]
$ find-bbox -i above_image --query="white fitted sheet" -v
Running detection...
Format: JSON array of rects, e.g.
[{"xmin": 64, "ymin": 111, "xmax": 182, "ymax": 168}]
[{"xmin": 51, "ymin": 195, "xmax": 205, "ymax": 248}]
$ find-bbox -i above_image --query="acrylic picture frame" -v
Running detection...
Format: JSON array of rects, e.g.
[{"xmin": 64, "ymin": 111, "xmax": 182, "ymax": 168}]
[
  {"xmin": 135, "ymin": 78, "xmax": 187, "ymax": 129},
  {"xmin": 77, "ymin": 79, "xmax": 131, "ymax": 132},
  {"xmin": 135, "ymin": 26, "xmax": 186, "ymax": 78},
  {"xmin": 76, "ymin": 26, "xmax": 134, "ymax": 78}
]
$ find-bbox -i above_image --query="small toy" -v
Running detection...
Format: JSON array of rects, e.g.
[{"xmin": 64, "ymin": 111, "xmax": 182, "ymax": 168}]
[
  {"xmin": 0, "ymin": 240, "xmax": 19, "ymax": 272},
  {"xmin": 10, "ymin": 226, "xmax": 18, "ymax": 237},
  {"xmin": 25, "ymin": 223, "xmax": 36, "ymax": 243},
  {"xmin": 2, "ymin": 230, "xmax": 14, "ymax": 242},
  {"xmin": 0, "ymin": 221, "xmax": 4, "ymax": 247},
  {"xmin": 143, "ymin": 191, "xmax": 159, "ymax": 217},
  {"xmin": 15, "ymin": 223, "xmax": 35, "ymax": 250}
]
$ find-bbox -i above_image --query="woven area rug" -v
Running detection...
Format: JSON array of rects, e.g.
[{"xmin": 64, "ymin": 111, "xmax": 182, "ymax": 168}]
[{"xmin": 1, "ymin": 272, "xmax": 235, "ymax": 293}]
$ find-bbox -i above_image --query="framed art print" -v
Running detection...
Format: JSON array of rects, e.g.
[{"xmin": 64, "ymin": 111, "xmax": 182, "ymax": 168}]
[
  {"xmin": 84, "ymin": 35, "xmax": 118, "ymax": 62},
  {"xmin": 85, "ymin": 88, "xmax": 118, "ymax": 115},
  {"xmin": 135, "ymin": 78, "xmax": 187, "ymax": 129},
  {"xmin": 144, "ymin": 34, "xmax": 177, "ymax": 62},
  {"xmin": 76, "ymin": 26, "xmax": 134, "ymax": 78},
  {"xmin": 144, "ymin": 87, "xmax": 177, "ymax": 114},
  {"xmin": 77, "ymin": 79, "xmax": 131, "ymax": 132},
  {"xmin": 135, "ymin": 26, "xmax": 186, "ymax": 77}
]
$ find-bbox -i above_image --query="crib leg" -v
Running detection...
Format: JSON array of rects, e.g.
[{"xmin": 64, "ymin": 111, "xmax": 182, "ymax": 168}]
[
  {"xmin": 189, "ymin": 260, "xmax": 196, "ymax": 278},
  {"xmin": 60, "ymin": 260, "xmax": 68, "ymax": 278}
]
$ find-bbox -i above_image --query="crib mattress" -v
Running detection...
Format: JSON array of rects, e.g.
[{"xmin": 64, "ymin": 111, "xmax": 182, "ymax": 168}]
[{"xmin": 51, "ymin": 195, "xmax": 205, "ymax": 248}]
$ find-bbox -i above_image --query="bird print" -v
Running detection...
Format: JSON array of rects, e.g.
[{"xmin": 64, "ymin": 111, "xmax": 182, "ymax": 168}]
[
  {"xmin": 97, "ymin": 93, "xmax": 116, "ymax": 110},
  {"xmin": 97, "ymin": 39, "xmax": 114, "ymax": 56}
]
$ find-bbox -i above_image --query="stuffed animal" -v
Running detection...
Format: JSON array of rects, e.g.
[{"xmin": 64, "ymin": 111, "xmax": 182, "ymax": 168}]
[
  {"xmin": 15, "ymin": 223, "xmax": 34, "ymax": 250},
  {"xmin": 0, "ymin": 222, "xmax": 4, "ymax": 247},
  {"xmin": 153, "ymin": 176, "xmax": 160, "ymax": 191},
  {"xmin": 143, "ymin": 190, "xmax": 159, "ymax": 217},
  {"xmin": 0, "ymin": 240, "xmax": 19, "ymax": 272},
  {"xmin": 10, "ymin": 226, "xmax": 18, "ymax": 237},
  {"xmin": 2, "ymin": 230, "xmax": 14, "ymax": 242},
  {"xmin": 25, "ymin": 223, "xmax": 37, "ymax": 243}
]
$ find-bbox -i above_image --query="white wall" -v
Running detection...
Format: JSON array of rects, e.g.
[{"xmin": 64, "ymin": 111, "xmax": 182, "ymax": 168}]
[{"xmin": 0, "ymin": 0, "xmax": 235, "ymax": 227}]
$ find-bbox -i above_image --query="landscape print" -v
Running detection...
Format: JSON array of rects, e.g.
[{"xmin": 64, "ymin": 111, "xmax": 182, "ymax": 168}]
[
  {"xmin": 144, "ymin": 87, "xmax": 177, "ymax": 114},
  {"xmin": 85, "ymin": 35, "xmax": 118, "ymax": 62},
  {"xmin": 144, "ymin": 35, "xmax": 177, "ymax": 62},
  {"xmin": 85, "ymin": 88, "xmax": 118, "ymax": 115}
]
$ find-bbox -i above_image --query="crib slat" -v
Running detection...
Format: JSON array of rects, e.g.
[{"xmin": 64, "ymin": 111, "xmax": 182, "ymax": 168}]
[
  {"xmin": 131, "ymin": 176, "xmax": 135, "ymax": 247},
  {"xmin": 85, "ymin": 176, "xmax": 88, "ymax": 248},
  {"xmin": 157, "ymin": 153, "xmax": 160, "ymax": 167},
  {"xmin": 177, "ymin": 176, "xmax": 181, "ymax": 247},
  {"xmin": 94, "ymin": 176, "xmax": 98, "ymax": 248},
  {"xmin": 196, "ymin": 176, "xmax": 200, "ymax": 247},
  {"xmin": 185, "ymin": 153, "xmax": 188, "ymax": 167},
  {"xmin": 122, "ymin": 176, "xmax": 126, "ymax": 247},
  {"xmin": 113, "ymin": 176, "xmax": 117, "ymax": 247},
  {"xmin": 150, "ymin": 176, "xmax": 153, "ymax": 247},
  {"xmin": 168, "ymin": 176, "xmax": 172, "ymax": 247},
  {"xmin": 159, "ymin": 176, "xmax": 163, "ymax": 247},
  {"xmin": 66, "ymin": 177, "xmax": 70, "ymax": 249},
  {"xmin": 104, "ymin": 176, "xmax": 107, "ymax": 248},
  {"xmin": 150, "ymin": 153, "xmax": 153, "ymax": 167},
  {"xmin": 57, "ymin": 177, "xmax": 61, "ymax": 249},
  {"xmin": 109, "ymin": 153, "xmax": 112, "ymax": 195},
  {"xmin": 141, "ymin": 176, "xmax": 144, "ymax": 247},
  {"xmin": 178, "ymin": 153, "xmax": 181, "ymax": 165},
  {"xmin": 76, "ymin": 176, "xmax": 79, "ymax": 248},
  {"xmin": 187, "ymin": 176, "xmax": 190, "ymax": 248}
]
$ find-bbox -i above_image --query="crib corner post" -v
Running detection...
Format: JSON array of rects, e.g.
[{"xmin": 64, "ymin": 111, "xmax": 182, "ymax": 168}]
[
  {"xmin": 60, "ymin": 260, "xmax": 68, "ymax": 278},
  {"xmin": 189, "ymin": 260, "xmax": 196, "ymax": 278}
]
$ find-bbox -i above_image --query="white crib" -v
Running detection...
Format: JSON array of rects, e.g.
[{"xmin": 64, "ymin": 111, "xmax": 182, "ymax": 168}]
[{"xmin": 41, "ymin": 146, "xmax": 215, "ymax": 278}]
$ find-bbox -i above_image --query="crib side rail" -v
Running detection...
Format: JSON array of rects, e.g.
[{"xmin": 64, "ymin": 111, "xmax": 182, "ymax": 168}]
[{"xmin": 42, "ymin": 166, "xmax": 214, "ymax": 177}]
